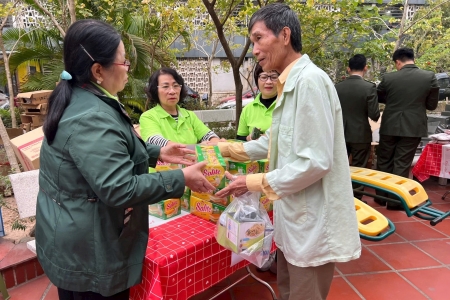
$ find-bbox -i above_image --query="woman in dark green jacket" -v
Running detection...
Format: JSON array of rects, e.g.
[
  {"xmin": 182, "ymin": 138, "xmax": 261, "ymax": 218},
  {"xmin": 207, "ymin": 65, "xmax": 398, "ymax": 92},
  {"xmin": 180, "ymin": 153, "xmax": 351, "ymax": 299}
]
[{"xmin": 36, "ymin": 20, "xmax": 214, "ymax": 300}]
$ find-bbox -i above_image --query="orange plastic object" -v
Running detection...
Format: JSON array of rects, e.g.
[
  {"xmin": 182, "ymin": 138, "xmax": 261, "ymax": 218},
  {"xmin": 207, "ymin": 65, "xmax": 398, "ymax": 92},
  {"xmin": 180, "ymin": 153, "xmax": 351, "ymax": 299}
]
[
  {"xmin": 350, "ymin": 167, "xmax": 428, "ymax": 209},
  {"xmin": 354, "ymin": 198, "xmax": 389, "ymax": 236}
]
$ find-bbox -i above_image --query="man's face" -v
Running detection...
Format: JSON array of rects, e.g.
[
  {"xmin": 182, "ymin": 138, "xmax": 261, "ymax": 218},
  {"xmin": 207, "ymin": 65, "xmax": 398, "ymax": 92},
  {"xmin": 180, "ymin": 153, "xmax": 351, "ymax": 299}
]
[{"xmin": 250, "ymin": 21, "xmax": 285, "ymax": 73}]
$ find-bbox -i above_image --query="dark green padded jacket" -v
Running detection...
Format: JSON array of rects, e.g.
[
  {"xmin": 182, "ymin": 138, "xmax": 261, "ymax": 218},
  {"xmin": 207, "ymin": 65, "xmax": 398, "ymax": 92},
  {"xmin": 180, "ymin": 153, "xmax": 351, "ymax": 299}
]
[{"xmin": 36, "ymin": 85, "xmax": 185, "ymax": 296}]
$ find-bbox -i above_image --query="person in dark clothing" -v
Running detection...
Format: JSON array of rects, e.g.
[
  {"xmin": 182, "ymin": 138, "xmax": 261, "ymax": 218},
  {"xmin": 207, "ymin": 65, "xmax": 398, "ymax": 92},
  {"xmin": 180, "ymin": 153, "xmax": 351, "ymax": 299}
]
[
  {"xmin": 36, "ymin": 19, "xmax": 214, "ymax": 300},
  {"xmin": 376, "ymin": 47, "xmax": 439, "ymax": 209},
  {"xmin": 335, "ymin": 54, "xmax": 380, "ymax": 169}
]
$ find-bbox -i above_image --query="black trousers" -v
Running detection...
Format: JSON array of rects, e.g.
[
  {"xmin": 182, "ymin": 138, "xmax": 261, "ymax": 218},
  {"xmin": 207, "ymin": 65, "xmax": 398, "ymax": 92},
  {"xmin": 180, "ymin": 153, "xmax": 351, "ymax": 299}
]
[
  {"xmin": 347, "ymin": 142, "xmax": 371, "ymax": 198},
  {"xmin": 346, "ymin": 142, "xmax": 371, "ymax": 168},
  {"xmin": 375, "ymin": 135, "xmax": 421, "ymax": 204},
  {"xmin": 57, "ymin": 288, "xmax": 130, "ymax": 300},
  {"xmin": 376, "ymin": 135, "xmax": 421, "ymax": 178}
]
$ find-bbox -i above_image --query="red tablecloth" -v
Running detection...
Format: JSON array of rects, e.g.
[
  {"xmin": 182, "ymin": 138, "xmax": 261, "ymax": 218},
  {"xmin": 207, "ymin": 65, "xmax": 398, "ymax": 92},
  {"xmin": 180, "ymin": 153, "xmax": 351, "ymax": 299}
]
[
  {"xmin": 130, "ymin": 214, "xmax": 249, "ymax": 300},
  {"xmin": 412, "ymin": 143, "xmax": 450, "ymax": 182}
]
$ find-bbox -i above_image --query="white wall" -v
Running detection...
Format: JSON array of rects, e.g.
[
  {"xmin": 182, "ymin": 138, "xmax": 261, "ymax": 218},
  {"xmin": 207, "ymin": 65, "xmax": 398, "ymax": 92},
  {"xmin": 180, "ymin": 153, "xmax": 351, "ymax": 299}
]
[{"xmin": 211, "ymin": 58, "xmax": 254, "ymax": 94}]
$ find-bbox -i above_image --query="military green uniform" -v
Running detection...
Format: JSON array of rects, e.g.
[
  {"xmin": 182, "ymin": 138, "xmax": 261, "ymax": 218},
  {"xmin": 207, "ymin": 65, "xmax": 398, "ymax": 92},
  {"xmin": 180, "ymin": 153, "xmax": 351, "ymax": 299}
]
[
  {"xmin": 335, "ymin": 75, "xmax": 380, "ymax": 168},
  {"xmin": 377, "ymin": 64, "xmax": 440, "ymax": 178}
]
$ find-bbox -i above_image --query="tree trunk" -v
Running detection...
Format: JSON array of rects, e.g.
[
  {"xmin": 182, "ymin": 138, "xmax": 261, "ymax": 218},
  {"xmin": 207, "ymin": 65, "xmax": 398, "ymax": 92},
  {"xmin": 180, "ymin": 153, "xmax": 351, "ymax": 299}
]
[
  {"xmin": 0, "ymin": 118, "xmax": 21, "ymax": 174},
  {"xmin": 0, "ymin": 34, "xmax": 17, "ymax": 129},
  {"xmin": 232, "ymin": 66, "xmax": 243, "ymax": 129},
  {"xmin": 68, "ymin": 0, "xmax": 77, "ymax": 25},
  {"xmin": 207, "ymin": 40, "xmax": 219, "ymax": 107},
  {"xmin": 395, "ymin": 0, "xmax": 409, "ymax": 51}
]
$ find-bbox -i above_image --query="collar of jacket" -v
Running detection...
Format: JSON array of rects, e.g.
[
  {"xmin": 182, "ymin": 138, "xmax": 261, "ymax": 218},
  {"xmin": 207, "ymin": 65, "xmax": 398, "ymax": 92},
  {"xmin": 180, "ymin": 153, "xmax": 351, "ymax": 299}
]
[
  {"xmin": 347, "ymin": 75, "xmax": 363, "ymax": 80},
  {"xmin": 77, "ymin": 82, "xmax": 132, "ymax": 124},
  {"xmin": 400, "ymin": 64, "xmax": 418, "ymax": 70},
  {"xmin": 282, "ymin": 54, "xmax": 312, "ymax": 93}
]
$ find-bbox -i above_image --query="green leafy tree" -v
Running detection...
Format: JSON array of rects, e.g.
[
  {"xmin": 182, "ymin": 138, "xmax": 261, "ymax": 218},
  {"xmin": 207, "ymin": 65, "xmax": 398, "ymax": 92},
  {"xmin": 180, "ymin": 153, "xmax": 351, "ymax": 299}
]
[
  {"xmin": 7, "ymin": 0, "xmax": 190, "ymax": 116},
  {"xmin": 0, "ymin": 1, "xmax": 21, "ymax": 171}
]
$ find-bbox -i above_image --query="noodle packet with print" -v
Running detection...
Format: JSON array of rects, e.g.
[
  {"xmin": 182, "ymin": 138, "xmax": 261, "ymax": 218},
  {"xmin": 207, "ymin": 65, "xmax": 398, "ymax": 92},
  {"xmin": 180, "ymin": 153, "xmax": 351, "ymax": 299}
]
[{"xmin": 214, "ymin": 191, "xmax": 274, "ymax": 268}]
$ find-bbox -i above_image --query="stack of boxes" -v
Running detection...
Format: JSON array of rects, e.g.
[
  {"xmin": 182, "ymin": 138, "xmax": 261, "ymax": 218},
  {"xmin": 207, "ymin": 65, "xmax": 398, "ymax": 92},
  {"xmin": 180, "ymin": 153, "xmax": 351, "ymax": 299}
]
[
  {"xmin": 149, "ymin": 142, "xmax": 273, "ymax": 223},
  {"xmin": 16, "ymin": 90, "xmax": 52, "ymax": 132}
]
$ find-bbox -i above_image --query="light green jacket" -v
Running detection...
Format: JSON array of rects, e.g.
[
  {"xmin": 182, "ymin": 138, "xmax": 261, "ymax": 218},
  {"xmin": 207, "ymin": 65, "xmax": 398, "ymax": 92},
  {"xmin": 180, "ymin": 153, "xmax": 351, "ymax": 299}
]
[{"xmin": 242, "ymin": 54, "xmax": 361, "ymax": 267}]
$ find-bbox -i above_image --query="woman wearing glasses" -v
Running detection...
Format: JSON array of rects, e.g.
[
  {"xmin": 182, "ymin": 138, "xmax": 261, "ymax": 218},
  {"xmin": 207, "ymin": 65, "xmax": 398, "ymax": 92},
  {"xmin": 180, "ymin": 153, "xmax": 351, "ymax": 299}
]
[
  {"xmin": 236, "ymin": 64, "xmax": 278, "ymax": 141},
  {"xmin": 36, "ymin": 20, "xmax": 214, "ymax": 300},
  {"xmin": 140, "ymin": 67, "xmax": 221, "ymax": 146}
]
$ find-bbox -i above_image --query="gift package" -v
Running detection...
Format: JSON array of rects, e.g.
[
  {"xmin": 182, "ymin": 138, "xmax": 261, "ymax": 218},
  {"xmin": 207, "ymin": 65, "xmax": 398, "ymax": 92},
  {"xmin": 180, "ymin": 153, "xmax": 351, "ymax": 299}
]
[{"xmin": 215, "ymin": 192, "xmax": 274, "ymax": 268}]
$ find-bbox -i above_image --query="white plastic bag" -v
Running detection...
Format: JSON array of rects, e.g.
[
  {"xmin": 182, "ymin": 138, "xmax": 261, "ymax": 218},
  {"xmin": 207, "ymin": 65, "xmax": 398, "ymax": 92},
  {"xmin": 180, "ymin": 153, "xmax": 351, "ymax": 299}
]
[{"xmin": 215, "ymin": 192, "xmax": 274, "ymax": 268}]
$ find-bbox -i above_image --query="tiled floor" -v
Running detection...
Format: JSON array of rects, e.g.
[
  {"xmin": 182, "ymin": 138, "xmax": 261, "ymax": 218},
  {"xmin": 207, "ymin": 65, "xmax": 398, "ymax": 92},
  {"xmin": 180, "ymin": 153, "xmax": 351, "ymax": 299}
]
[{"xmin": 2, "ymin": 176, "xmax": 450, "ymax": 300}]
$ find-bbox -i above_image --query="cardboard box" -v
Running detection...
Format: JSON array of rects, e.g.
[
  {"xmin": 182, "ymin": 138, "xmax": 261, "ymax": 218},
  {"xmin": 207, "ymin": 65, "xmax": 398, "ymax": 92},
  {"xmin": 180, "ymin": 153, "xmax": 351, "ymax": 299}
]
[
  {"xmin": 196, "ymin": 145, "xmax": 227, "ymax": 189},
  {"xmin": 258, "ymin": 159, "xmax": 269, "ymax": 173},
  {"xmin": 20, "ymin": 114, "xmax": 46, "ymax": 126},
  {"xmin": 191, "ymin": 190, "xmax": 231, "ymax": 206},
  {"xmin": 259, "ymin": 194, "xmax": 273, "ymax": 212},
  {"xmin": 190, "ymin": 195, "xmax": 226, "ymax": 223},
  {"xmin": 181, "ymin": 187, "xmax": 191, "ymax": 211},
  {"xmin": 148, "ymin": 198, "xmax": 181, "ymax": 219},
  {"xmin": 21, "ymin": 123, "xmax": 31, "ymax": 132},
  {"xmin": 225, "ymin": 215, "xmax": 265, "ymax": 253},
  {"xmin": 228, "ymin": 160, "xmax": 259, "ymax": 175},
  {"xmin": 17, "ymin": 90, "xmax": 52, "ymax": 105},
  {"xmin": 22, "ymin": 103, "xmax": 48, "ymax": 115},
  {"xmin": 10, "ymin": 126, "xmax": 44, "ymax": 171},
  {"xmin": 0, "ymin": 128, "xmax": 24, "ymax": 164}
]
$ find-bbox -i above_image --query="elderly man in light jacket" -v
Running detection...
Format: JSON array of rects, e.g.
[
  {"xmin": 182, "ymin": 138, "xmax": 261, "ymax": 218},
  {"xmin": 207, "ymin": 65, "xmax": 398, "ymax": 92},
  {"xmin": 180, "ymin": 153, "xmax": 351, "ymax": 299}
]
[{"xmin": 215, "ymin": 3, "xmax": 361, "ymax": 300}]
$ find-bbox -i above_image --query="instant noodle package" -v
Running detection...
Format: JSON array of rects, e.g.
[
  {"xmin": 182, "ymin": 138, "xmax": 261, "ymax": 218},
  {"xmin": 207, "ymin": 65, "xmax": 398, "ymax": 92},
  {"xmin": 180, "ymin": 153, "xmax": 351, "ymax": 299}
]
[
  {"xmin": 190, "ymin": 195, "xmax": 226, "ymax": 223},
  {"xmin": 258, "ymin": 159, "xmax": 269, "ymax": 173},
  {"xmin": 180, "ymin": 187, "xmax": 191, "ymax": 211},
  {"xmin": 148, "ymin": 198, "xmax": 181, "ymax": 220},
  {"xmin": 190, "ymin": 145, "xmax": 232, "ymax": 207},
  {"xmin": 228, "ymin": 160, "xmax": 260, "ymax": 176}
]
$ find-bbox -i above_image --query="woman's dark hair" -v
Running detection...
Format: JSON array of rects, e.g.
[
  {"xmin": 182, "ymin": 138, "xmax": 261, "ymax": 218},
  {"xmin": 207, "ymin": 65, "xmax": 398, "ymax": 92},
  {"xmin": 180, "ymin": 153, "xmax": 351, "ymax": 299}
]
[
  {"xmin": 253, "ymin": 63, "xmax": 264, "ymax": 86},
  {"xmin": 44, "ymin": 19, "xmax": 121, "ymax": 143},
  {"xmin": 145, "ymin": 67, "xmax": 187, "ymax": 105}
]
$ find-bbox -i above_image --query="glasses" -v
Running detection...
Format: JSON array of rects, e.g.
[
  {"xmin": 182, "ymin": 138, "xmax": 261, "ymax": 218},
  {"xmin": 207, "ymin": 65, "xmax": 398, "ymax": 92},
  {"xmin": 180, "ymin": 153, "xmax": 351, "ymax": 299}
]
[
  {"xmin": 258, "ymin": 74, "xmax": 279, "ymax": 82},
  {"xmin": 113, "ymin": 60, "xmax": 131, "ymax": 72},
  {"xmin": 157, "ymin": 84, "xmax": 183, "ymax": 91}
]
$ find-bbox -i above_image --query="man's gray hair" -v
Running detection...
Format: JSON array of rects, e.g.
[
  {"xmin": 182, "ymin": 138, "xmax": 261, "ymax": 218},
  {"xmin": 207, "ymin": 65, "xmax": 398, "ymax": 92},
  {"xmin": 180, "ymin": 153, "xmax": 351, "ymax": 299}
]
[{"xmin": 248, "ymin": 3, "xmax": 302, "ymax": 53}]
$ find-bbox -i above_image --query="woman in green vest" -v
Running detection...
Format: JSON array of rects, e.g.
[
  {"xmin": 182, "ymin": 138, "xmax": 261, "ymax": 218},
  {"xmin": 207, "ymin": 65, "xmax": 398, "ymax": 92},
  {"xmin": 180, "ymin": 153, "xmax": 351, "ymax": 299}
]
[
  {"xmin": 236, "ymin": 64, "xmax": 278, "ymax": 141},
  {"xmin": 140, "ymin": 68, "xmax": 221, "ymax": 146}
]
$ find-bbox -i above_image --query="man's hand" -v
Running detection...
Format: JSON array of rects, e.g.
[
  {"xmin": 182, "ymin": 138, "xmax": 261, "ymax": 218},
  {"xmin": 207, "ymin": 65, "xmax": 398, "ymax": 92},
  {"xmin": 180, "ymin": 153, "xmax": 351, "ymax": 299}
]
[
  {"xmin": 215, "ymin": 171, "xmax": 249, "ymax": 198},
  {"xmin": 182, "ymin": 162, "xmax": 215, "ymax": 193},
  {"xmin": 160, "ymin": 144, "xmax": 196, "ymax": 166}
]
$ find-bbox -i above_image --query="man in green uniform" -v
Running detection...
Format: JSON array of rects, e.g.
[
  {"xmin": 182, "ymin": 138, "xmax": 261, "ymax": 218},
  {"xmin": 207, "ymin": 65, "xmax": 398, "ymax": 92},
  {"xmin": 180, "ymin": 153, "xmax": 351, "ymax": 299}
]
[
  {"xmin": 335, "ymin": 54, "xmax": 380, "ymax": 169},
  {"xmin": 376, "ymin": 48, "xmax": 440, "ymax": 209}
]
